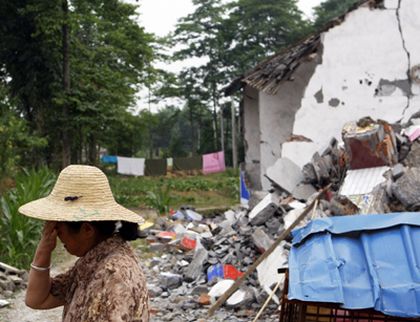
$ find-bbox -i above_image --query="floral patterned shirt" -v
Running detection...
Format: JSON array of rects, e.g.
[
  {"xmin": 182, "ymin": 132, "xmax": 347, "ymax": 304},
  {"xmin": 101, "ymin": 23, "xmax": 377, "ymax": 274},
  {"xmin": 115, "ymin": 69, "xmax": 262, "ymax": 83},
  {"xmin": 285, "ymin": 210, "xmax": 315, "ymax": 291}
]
[{"xmin": 51, "ymin": 235, "xmax": 149, "ymax": 322}]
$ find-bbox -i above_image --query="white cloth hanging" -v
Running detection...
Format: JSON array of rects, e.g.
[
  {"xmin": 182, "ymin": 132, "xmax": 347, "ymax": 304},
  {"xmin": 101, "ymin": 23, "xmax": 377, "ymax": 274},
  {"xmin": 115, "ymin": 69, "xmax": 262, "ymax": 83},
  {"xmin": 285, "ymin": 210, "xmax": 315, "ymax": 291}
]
[{"xmin": 117, "ymin": 157, "xmax": 145, "ymax": 176}]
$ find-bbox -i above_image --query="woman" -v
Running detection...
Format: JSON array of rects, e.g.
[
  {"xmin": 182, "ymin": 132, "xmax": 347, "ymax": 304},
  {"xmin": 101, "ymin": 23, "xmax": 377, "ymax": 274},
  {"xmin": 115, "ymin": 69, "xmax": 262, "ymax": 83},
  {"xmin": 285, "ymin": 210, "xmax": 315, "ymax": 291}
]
[{"xmin": 19, "ymin": 165, "xmax": 149, "ymax": 322}]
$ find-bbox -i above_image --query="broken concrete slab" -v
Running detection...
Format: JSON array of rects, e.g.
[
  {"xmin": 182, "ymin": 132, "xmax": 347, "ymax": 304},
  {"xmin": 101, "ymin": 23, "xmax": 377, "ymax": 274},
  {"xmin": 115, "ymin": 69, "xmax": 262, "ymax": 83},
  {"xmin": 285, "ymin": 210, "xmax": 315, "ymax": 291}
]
[
  {"xmin": 248, "ymin": 193, "xmax": 279, "ymax": 226},
  {"xmin": 312, "ymin": 152, "xmax": 331, "ymax": 184},
  {"xmin": 391, "ymin": 163, "xmax": 405, "ymax": 180},
  {"xmin": 184, "ymin": 247, "xmax": 208, "ymax": 282},
  {"xmin": 265, "ymin": 157, "xmax": 303, "ymax": 193},
  {"xmin": 403, "ymin": 141, "xmax": 420, "ymax": 167},
  {"xmin": 292, "ymin": 183, "xmax": 317, "ymax": 201},
  {"xmin": 208, "ymin": 279, "xmax": 234, "ymax": 301},
  {"xmin": 226, "ymin": 287, "xmax": 254, "ymax": 308},
  {"xmin": 0, "ymin": 299, "xmax": 10, "ymax": 308},
  {"xmin": 256, "ymin": 244, "xmax": 287, "ymax": 304},
  {"xmin": 159, "ymin": 272, "xmax": 183, "ymax": 290},
  {"xmin": 252, "ymin": 228, "xmax": 274, "ymax": 253},
  {"xmin": 391, "ymin": 168, "xmax": 420, "ymax": 209}
]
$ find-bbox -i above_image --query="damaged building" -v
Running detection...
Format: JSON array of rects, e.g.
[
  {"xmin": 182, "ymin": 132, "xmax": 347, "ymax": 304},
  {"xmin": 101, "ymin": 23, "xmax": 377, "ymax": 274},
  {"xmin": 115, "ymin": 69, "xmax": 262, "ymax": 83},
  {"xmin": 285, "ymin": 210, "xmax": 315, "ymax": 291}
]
[{"xmin": 226, "ymin": 0, "xmax": 420, "ymax": 190}]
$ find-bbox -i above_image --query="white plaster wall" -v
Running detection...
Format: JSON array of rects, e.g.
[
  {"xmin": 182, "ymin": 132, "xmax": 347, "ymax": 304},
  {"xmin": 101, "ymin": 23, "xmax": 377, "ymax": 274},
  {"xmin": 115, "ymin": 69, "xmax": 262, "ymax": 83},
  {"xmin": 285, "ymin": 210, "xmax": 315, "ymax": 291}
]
[
  {"xmin": 259, "ymin": 90, "xmax": 286, "ymax": 190},
  {"xmin": 400, "ymin": 0, "xmax": 420, "ymax": 116},
  {"xmin": 243, "ymin": 85, "xmax": 261, "ymax": 189},
  {"xmin": 259, "ymin": 59, "xmax": 318, "ymax": 190},
  {"xmin": 285, "ymin": 2, "xmax": 420, "ymax": 166}
]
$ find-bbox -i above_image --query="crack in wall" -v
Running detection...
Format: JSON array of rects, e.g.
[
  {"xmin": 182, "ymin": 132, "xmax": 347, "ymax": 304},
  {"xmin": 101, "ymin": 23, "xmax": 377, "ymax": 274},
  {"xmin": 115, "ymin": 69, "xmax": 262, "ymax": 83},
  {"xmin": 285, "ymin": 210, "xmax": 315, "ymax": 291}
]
[{"xmin": 396, "ymin": 0, "xmax": 412, "ymax": 119}]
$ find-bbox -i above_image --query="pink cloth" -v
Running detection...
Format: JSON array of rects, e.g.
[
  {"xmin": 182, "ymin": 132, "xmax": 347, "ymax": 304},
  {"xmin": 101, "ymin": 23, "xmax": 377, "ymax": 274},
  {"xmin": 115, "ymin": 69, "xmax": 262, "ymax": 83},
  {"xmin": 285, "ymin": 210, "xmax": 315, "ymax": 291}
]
[{"xmin": 202, "ymin": 151, "xmax": 226, "ymax": 174}]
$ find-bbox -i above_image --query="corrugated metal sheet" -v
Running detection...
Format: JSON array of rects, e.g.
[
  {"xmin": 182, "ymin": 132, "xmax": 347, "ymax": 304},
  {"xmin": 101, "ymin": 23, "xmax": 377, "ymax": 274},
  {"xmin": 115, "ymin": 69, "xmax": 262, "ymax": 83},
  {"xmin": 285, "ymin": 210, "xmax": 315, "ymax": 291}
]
[{"xmin": 288, "ymin": 212, "xmax": 420, "ymax": 318}]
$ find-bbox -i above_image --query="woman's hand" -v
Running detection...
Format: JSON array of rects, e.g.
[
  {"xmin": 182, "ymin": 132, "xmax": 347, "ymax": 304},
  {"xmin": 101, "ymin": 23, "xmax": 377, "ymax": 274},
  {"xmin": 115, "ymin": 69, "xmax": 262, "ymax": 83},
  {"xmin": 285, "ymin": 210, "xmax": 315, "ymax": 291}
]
[
  {"xmin": 32, "ymin": 221, "xmax": 57, "ymax": 267},
  {"xmin": 26, "ymin": 221, "xmax": 65, "ymax": 309},
  {"xmin": 38, "ymin": 221, "xmax": 58, "ymax": 254}
]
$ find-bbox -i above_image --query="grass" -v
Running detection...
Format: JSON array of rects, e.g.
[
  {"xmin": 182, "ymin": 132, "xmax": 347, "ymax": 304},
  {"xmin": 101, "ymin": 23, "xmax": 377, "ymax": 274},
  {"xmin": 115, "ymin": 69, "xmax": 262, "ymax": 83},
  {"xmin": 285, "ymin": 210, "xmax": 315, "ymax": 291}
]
[
  {"xmin": 109, "ymin": 169, "xmax": 239, "ymax": 213},
  {"xmin": 0, "ymin": 167, "xmax": 239, "ymax": 268}
]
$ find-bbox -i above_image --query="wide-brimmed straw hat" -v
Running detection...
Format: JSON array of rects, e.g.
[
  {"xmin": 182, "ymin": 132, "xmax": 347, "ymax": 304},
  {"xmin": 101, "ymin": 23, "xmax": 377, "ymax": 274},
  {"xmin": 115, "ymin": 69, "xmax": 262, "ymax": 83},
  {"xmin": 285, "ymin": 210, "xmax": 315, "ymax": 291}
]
[{"xmin": 19, "ymin": 165, "xmax": 144, "ymax": 223}]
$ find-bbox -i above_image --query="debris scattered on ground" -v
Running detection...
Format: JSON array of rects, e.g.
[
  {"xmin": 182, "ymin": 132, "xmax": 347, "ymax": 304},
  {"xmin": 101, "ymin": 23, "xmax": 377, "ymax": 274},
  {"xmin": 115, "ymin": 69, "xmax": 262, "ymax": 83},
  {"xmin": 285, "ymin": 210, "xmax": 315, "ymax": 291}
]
[
  {"xmin": 0, "ymin": 262, "xmax": 27, "ymax": 300},
  {"xmin": 141, "ymin": 117, "xmax": 420, "ymax": 320}
]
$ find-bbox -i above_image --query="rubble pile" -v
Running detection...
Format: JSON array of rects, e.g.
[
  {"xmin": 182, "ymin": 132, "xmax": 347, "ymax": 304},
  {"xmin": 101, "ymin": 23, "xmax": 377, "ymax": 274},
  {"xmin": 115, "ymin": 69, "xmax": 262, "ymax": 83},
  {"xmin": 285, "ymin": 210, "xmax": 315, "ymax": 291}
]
[
  {"xmin": 0, "ymin": 262, "xmax": 27, "ymax": 308},
  {"xmin": 143, "ymin": 116, "xmax": 420, "ymax": 320}
]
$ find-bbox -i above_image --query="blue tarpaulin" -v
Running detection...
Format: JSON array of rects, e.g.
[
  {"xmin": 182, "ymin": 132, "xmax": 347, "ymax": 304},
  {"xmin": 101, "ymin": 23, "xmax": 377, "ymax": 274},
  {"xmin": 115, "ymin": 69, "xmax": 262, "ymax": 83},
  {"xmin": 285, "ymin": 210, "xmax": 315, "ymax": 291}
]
[
  {"xmin": 288, "ymin": 212, "xmax": 420, "ymax": 318},
  {"xmin": 100, "ymin": 155, "xmax": 117, "ymax": 164}
]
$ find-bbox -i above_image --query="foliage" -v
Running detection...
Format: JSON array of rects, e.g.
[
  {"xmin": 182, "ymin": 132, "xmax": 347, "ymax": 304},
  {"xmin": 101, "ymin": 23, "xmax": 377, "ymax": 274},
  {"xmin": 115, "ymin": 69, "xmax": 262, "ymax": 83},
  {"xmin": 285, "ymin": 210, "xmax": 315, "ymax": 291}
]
[
  {"xmin": 108, "ymin": 171, "xmax": 239, "ymax": 210},
  {"xmin": 0, "ymin": 168, "xmax": 56, "ymax": 268},
  {"xmin": 0, "ymin": 0, "xmax": 155, "ymax": 167},
  {"xmin": 0, "ymin": 88, "xmax": 47, "ymax": 176},
  {"xmin": 313, "ymin": 0, "xmax": 360, "ymax": 30},
  {"xmin": 225, "ymin": 0, "xmax": 311, "ymax": 74},
  {"xmin": 145, "ymin": 186, "xmax": 173, "ymax": 215}
]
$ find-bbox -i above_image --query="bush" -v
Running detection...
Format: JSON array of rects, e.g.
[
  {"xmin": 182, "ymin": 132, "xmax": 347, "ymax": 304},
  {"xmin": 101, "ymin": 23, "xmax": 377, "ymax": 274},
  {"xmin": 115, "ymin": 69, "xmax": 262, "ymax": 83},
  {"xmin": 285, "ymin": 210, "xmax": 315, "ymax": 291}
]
[{"xmin": 0, "ymin": 168, "xmax": 56, "ymax": 268}]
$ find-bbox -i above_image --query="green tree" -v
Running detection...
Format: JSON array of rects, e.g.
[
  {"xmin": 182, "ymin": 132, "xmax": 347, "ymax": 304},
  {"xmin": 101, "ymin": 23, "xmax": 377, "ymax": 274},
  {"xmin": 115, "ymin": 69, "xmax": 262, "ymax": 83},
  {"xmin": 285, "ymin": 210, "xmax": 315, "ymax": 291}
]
[
  {"xmin": 313, "ymin": 0, "xmax": 359, "ymax": 30},
  {"xmin": 173, "ymin": 0, "xmax": 230, "ymax": 151},
  {"xmin": 0, "ymin": 85, "xmax": 47, "ymax": 176},
  {"xmin": 226, "ymin": 0, "xmax": 310, "ymax": 75},
  {"xmin": 0, "ymin": 0, "xmax": 155, "ymax": 168}
]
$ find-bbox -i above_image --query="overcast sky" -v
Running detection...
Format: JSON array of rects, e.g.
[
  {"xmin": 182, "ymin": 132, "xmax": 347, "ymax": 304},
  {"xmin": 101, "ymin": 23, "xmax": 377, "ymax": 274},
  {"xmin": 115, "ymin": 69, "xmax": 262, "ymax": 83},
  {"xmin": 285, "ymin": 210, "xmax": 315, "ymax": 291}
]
[
  {"xmin": 128, "ymin": 0, "xmax": 323, "ymax": 111},
  {"xmin": 136, "ymin": 0, "xmax": 323, "ymax": 37}
]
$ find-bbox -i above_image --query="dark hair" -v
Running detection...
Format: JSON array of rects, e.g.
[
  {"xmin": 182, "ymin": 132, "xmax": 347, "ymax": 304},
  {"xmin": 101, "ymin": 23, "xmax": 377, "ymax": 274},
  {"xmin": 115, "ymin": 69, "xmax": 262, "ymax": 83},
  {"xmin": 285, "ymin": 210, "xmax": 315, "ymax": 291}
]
[{"xmin": 65, "ymin": 221, "xmax": 139, "ymax": 241}]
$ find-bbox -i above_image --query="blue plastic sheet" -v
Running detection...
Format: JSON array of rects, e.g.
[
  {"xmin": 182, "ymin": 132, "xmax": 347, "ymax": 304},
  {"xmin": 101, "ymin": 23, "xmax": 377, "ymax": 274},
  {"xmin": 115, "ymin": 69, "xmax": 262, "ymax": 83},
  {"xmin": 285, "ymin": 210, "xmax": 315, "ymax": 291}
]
[
  {"xmin": 100, "ymin": 155, "xmax": 117, "ymax": 164},
  {"xmin": 288, "ymin": 212, "xmax": 420, "ymax": 318}
]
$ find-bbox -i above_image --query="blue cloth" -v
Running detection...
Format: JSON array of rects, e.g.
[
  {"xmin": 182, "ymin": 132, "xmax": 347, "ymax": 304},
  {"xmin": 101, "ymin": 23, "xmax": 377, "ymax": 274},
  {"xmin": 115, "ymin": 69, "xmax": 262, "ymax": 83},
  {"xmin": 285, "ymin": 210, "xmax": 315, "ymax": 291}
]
[
  {"xmin": 288, "ymin": 212, "xmax": 420, "ymax": 318},
  {"xmin": 101, "ymin": 155, "xmax": 117, "ymax": 164},
  {"xmin": 240, "ymin": 171, "xmax": 250, "ymax": 204}
]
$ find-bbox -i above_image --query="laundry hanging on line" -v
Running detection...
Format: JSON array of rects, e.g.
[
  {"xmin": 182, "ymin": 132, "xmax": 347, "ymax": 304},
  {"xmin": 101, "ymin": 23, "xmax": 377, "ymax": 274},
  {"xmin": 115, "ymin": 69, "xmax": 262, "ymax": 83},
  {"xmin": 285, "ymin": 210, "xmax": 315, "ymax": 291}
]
[
  {"xmin": 117, "ymin": 156, "xmax": 145, "ymax": 176},
  {"xmin": 202, "ymin": 151, "xmax": 226, "ymax": 174}
]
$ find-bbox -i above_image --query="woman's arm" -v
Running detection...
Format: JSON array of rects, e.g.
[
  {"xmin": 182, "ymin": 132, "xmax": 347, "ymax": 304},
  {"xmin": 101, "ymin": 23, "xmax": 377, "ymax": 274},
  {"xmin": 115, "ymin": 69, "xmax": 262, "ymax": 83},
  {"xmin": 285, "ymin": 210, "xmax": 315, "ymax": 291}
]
[{"xmin": 25, "ymin": 221, "xmax": 64, "ymax": 309}]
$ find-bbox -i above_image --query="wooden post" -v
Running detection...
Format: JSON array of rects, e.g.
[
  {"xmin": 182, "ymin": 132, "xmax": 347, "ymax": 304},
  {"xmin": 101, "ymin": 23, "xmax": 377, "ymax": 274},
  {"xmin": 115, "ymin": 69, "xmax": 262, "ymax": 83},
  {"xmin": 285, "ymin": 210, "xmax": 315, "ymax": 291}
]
[
  {"xmin": 231, "ymin": 103, "xmax": 237, "ymax": 168},
  {"xmin": 207, "ymin": 185, "xmax": 330, "ymax": 317}
]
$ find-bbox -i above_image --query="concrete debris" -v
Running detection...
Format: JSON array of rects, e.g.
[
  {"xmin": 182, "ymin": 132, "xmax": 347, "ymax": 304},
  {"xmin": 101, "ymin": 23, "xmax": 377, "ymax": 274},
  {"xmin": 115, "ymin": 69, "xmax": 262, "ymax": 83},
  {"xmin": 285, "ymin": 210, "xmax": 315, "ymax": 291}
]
[
  {"xmin": 256, "ymin": 244, "xmax": 287, "ymax": 304},
  {"xmin": 391, "ymin": 168, "xmax": 420, "ymax": 209},
  {"xmin": 251, "ymin": 228, "xmax": 274, "ymax": 253},
  {"xmin": 329, "ymin": 195, "xmax": 360, "ymax": 215},
  {"xmin": 292, "ymin": 183, "xmax": 317, "ymax": 201},
  {"xmin": 403, "ymin": 141, "xmax": 420, "ymax": 167},
  {"xmin": 0, "ymin": 299, "xmax": 10, "ymax": 308},
  {"xmin": 124, "ymin": 116, "xmax": 420, "ymax": 321},
  {"xmin": 391, "ymin": 163, "xmax": 405, "ymax": 180},
  {"xmin": 184, "ymin": 247, "xmax": 208, "ymax": 282},
  {"xmin": 209, "ymin": 279, "xmax": 235, "ymax": 301},
  {"xmin": 265, "ymin": 158, "xmax": 303, "ymax": 193},
  {"xmin": 0, "ymin": 262, "xmax": 27, "ymax": 301}
]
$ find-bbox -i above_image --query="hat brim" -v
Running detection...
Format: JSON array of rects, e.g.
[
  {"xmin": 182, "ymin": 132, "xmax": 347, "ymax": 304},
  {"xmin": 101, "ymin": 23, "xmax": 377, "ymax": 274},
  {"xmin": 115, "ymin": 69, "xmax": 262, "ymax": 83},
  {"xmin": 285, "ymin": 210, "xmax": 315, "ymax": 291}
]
[{"xmin": 19, "ymin": 197, "xmax": 144, "ymax": 224}]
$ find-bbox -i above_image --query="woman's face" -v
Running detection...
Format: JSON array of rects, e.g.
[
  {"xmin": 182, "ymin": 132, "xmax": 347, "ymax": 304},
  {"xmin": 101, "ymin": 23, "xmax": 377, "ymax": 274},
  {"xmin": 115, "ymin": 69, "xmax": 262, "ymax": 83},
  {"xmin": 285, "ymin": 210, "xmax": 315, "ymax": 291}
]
[{"xmin": 55, "ymin": 222, "xmax": 94, "ymax": 257}]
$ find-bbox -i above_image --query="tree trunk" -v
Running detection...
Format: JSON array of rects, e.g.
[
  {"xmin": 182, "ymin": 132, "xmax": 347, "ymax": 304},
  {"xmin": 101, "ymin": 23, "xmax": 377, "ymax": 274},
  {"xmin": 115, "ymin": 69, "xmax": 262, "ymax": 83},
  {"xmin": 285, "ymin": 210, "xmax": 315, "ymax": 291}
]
[
  {"xmin": 62, "ymin": 0, "xmax": 71, "ymax": 168},
  {"xmin": 220, "ymin": 110, "xmax": 224, "ymax": 152},
  {"xmin": 212, "ymin": 83, "xmax": 219, "ymax": 150},
  {"xmin": 188, "ymin": 103, "xmax": 196, "ymax": 154},
  {"xmin": 231, "ymin": 103, "xmax": 237, "ymax": 168},
  {"xmin": 88, "ymin": 134, "xmax": 97, "ymax": 165}
]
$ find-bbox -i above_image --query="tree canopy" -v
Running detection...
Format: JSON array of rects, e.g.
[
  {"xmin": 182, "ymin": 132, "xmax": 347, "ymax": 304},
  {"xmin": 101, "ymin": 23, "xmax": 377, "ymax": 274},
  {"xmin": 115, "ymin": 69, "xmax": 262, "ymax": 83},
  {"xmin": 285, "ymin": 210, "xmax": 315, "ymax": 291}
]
[{"xmin": 0, "ymin": 0, "xmax": 355, "ymax": 175}]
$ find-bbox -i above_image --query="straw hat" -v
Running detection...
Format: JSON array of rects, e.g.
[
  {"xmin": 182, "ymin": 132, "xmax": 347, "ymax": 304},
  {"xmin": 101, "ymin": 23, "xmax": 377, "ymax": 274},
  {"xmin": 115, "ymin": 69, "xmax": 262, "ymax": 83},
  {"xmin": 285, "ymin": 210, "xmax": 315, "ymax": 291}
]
[{"xmin": 19, "ymin": 165, "xmax": 144, "ymax": 223}]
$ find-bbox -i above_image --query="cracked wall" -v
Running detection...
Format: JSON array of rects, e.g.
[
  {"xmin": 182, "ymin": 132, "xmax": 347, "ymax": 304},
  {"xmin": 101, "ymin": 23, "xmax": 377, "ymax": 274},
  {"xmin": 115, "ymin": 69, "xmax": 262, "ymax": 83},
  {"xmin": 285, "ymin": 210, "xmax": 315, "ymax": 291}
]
[
  {"xmin": 243, "ymin": 85, "xmax": 262, "ymax": 189},
  {"xmin": 282, "ymin": 0, "xmax": 420, "ymax": 168},
  {"xmin": 258, "ymin": 58, "xmax": 319, "ymax": 190}
]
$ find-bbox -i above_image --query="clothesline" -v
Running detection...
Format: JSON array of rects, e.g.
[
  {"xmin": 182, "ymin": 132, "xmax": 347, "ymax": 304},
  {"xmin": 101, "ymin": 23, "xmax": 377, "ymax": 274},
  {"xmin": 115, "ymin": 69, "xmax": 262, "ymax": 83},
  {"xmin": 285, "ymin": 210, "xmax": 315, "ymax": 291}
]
[{"xmin": 101, "ymin": 151, "xmax": 226, "ymax": 176}]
